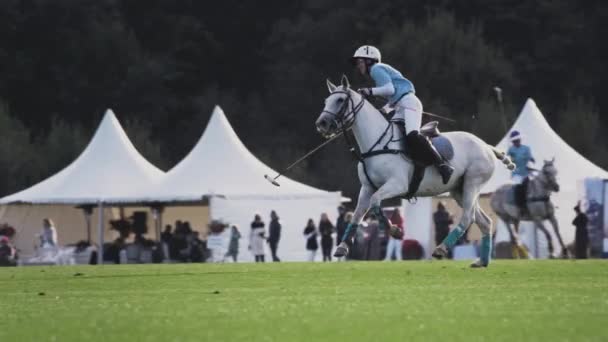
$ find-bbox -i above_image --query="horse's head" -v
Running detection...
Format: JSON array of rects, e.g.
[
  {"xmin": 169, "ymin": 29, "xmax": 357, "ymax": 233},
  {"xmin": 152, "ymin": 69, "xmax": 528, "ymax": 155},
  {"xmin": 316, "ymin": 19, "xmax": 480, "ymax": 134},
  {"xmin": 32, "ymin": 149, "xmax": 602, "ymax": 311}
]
[
  {"xmin": 316, "ymin": 75, "xmax": 363, "ymax": 138},
  {"xmin": 540, "ymin": 158, "xmax": 559, "ymax": 192}
]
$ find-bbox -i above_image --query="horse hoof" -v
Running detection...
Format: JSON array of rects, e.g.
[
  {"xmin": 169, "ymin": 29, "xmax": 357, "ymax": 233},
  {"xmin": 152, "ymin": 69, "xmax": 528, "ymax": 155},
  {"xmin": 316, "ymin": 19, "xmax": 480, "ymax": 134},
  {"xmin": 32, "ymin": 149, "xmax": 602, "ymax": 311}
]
[
  {"xmin": 470, "ymin": 259, "xmax": 488, "ymax": 268},
  {"xmin": 432, "ymin": 245, "xmax": 448, "ymax": 259},
  {"xmin": 334, "ymin": 244, "xmax": 349, "ymax": 258}
]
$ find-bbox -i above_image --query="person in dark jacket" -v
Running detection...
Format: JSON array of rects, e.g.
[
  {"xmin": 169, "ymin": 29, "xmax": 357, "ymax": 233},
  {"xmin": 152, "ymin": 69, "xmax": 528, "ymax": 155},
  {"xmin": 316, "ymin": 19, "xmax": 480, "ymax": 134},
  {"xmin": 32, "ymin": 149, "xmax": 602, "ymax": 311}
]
[
  {"xmin": 319, "ymin": 213, "xmax": 335, "ymax": 262},
  {"xmin": 335, "ymin": 206, "xmax": 347, "ymax": 246},
  {"xmin": 303, "ymin": 219, "xmax": 318, "ymax": 262},
  {"xmin": 433, "ymin": 201, "xmax": 454, "ymax": 248},
  {"xmin": 267, "ymin": 210, "xmax": 282, "ymax": 262},
  {"xmin": 250, "ymin": 214, "xmax": 266, "ymax": 262},
  {"xmin": 573, "ymin": 203, "xmax": 589, "ymax": 259}
]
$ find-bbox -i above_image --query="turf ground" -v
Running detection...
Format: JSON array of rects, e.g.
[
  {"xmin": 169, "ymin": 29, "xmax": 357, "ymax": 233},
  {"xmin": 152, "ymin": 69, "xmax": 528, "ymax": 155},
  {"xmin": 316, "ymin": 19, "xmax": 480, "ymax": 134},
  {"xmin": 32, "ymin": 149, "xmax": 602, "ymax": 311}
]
[{"xmin": 1, "ymin": 260, "xmax": 607, "ymax": 341}]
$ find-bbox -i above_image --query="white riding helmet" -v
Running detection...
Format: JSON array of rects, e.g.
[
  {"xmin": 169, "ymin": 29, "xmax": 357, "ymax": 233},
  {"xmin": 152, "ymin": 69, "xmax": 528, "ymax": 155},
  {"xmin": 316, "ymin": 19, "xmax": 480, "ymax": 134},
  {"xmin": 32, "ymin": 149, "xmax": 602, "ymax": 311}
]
[{"xmin": 352, "ymin": 45, "xmax": 381, "ymax": 63}]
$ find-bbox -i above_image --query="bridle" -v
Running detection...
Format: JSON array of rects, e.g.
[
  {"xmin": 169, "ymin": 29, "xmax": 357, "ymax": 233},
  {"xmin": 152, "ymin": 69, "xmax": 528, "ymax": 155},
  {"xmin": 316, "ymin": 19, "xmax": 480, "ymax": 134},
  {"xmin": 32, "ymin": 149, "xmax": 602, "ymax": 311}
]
[
  {"xmin": 527, "ymin": 165, "xmax": 559, "ymax": 203},
  {"xmin": 320, "ymin": 89, "xmax": 365, "ymax": 137},
  {"xmin": 539, "ymin": 166, "xmax": 559, "ymax": 190}
]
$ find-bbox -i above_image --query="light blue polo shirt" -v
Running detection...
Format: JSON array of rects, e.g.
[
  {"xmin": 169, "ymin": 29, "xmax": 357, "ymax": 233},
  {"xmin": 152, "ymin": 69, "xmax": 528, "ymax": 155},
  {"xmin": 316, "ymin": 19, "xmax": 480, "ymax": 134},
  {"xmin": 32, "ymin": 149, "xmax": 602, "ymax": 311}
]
[
  {"xmin": 507, "ymin": 144, "xmax": 534, "ymax": 177},
  {"xmin": 370, "ymin": 63, "xmax": 415, "ymax": 105}
]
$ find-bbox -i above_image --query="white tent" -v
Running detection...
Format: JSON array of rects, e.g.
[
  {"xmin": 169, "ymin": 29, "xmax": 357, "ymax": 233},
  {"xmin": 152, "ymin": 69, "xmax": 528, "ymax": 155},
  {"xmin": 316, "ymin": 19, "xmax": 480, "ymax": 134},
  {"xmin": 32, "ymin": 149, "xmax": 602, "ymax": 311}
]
[
  {"xmin": 0, "ymin": 110, "xmax": 169, "ymax": 258},
  {"xmin": 483, "ymin": 98, "xmax": 608, "ymax": 255},
  {"xmin": 128, "ymin": 106, "xmax": 344, "ymax": 261}
]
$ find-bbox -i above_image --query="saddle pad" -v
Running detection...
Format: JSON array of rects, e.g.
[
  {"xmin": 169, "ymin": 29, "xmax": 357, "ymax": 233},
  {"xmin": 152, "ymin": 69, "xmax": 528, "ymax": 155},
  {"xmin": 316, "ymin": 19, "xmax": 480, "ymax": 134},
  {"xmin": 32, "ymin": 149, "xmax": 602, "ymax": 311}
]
[{"xmin": 431, "ymin": 135, "xmax": 454, "ymax": 161}]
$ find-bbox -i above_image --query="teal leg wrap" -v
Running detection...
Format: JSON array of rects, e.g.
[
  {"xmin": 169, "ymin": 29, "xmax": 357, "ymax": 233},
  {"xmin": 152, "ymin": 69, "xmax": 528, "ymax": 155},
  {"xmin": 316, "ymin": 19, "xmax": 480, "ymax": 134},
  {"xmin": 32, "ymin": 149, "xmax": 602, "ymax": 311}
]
[
  {"xmin": 341, "ymin": 223, "xmax": 358, "ymax": 244},
  {"xmin": 441, "ymin": 224, "xmax": 466, "ymax": 250},
  {"xmin": 480, "ymin": 234, "xmax": 492, "ymax": 266}
]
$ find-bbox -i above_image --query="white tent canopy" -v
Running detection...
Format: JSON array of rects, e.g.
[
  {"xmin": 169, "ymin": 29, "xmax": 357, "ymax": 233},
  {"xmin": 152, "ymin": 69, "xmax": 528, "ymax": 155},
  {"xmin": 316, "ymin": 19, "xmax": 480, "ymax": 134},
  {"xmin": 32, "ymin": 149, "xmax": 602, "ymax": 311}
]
[
  {"xmin": 0, "ymin": 109, "xmax": 168, "ymax": 259},
  {"xmin": 483, "ymin": 98, "xmax": 608, "ymax": 254},
  {"xmin": 128, "ymin": 106, "xmax": 343, "ymax": 261},
  {"xmin": 129, "ymin": 106, "xmax": 337, "ymax": 202},
  {"xmin": 0, "ymin": 109, "xmax": 164, "ymax": 204}
]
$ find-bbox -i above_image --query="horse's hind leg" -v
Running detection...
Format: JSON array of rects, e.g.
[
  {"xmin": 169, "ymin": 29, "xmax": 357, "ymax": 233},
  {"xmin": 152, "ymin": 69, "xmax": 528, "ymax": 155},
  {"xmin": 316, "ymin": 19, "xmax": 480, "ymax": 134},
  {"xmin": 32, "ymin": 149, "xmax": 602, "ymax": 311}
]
[
  {"xmin": 471, "ymin": 204, "xmax": 493, "ymax": 267},
  {"xmin": 433, "ymin": 180, "xmax": 480, "ymax": 261},
  {"xmin": 548, "ymin": 215, "xmax": 569, "ymax": 258}
]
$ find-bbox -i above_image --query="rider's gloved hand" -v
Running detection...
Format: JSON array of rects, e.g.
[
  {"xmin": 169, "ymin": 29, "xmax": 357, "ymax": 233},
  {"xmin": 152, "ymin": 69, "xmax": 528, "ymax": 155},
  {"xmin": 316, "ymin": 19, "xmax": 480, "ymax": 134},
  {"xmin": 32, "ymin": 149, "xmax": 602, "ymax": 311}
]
[{"xmin": 357, "ymin": 88, "xmax": 372, "ymax": 97}]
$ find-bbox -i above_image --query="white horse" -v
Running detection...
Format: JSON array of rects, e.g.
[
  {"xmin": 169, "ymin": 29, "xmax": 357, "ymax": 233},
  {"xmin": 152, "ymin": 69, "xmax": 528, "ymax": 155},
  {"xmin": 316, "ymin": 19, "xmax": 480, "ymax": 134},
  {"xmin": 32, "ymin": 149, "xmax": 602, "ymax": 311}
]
[
  {"xmin": 316, "ymin": 76, "xmax": 514, "ymax": 267},
  {"xmin": 490, "ymin": 159, "xmax": 569, "ymax": 258}
]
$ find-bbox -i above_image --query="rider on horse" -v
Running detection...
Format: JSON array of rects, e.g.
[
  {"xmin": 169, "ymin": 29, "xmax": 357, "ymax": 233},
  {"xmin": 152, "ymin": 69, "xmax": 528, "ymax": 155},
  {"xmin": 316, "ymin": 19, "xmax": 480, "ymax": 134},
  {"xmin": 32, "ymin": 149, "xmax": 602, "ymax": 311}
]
[
  {"xmin": 507, "ymin": 130, "xmax": 535, "ymax": 211},
  {"xmin": 352, "ymin": 45, "xmax": 454, "ymax": 184},
  {"xmin": 507, "ymin": 130, "xmax": 535, "ymax": 184}
]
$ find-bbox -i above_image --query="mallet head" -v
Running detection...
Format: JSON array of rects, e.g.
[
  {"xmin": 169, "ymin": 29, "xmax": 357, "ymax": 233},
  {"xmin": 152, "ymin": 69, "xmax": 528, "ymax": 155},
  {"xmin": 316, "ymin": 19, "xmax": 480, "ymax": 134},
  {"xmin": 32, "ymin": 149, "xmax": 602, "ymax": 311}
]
[{"xmin": 264, "ymin": 174, "xmax": 281, "ymax": 187}]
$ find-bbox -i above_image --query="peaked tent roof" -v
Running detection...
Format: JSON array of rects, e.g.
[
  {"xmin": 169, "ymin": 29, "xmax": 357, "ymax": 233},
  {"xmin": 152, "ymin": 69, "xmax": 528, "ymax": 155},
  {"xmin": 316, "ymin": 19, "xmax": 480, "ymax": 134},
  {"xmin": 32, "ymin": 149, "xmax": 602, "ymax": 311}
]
[
  {"xmin": 0, "ymin": 109, "xmax": 165, "ymax": 204},
  {"xmin": 129, "ymin": 106, "xmax": 341, "ymax": 202},
  {"xmin": 482, "ymin": 98, "xmax": 608, "ymax": 193}
]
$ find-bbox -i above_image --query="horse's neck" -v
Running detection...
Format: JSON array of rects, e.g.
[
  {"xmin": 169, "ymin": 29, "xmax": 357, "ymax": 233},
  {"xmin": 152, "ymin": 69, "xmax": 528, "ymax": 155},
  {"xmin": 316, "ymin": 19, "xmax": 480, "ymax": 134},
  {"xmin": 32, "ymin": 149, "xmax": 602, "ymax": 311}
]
[
  {"xmin": 528, "ymin": 175, "xmax": 551, "ymax": 198},
  {"xmin": 351, "ymin": 101, "xmax": 401, "ymax": 152}
]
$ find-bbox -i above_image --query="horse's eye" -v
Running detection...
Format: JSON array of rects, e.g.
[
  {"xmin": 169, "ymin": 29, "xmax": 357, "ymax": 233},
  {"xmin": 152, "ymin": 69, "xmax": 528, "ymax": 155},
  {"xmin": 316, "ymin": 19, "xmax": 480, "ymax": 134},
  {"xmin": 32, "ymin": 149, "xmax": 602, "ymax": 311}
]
[{"xmin": 336, "ymin": 98, "xmax": 344, "ymax": 104}]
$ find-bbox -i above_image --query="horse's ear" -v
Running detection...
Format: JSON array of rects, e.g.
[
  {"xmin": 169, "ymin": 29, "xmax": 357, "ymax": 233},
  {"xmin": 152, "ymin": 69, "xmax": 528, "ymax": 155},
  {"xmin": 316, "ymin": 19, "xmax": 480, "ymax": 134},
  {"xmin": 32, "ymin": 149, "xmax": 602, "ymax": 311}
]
[
  {"xmin": 340, "ymin": 74, "xmax": 350, "ymax": 88},
  {"xmin": 326, "ymin": 79, "xmax": 337, "ymax": 93},
  {"xmin": 551, "ymin": 157, "xmax": 555, "ymax": 163}
]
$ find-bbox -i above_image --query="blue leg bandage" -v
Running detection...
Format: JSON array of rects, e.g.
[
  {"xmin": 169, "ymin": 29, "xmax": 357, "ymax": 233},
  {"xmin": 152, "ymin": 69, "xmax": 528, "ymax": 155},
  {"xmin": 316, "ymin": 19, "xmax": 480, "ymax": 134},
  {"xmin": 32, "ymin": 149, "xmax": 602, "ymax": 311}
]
[
  {"xmin": 441, "ymin": 224, "xmax": 466, "ymax": 250},
  {"xmin": 341, "ymin": 223, "xmax": 357, "ymax": 243},
  {"xmin": 480, "ymin": 234, "xmax": 492, "ymax": 266}
]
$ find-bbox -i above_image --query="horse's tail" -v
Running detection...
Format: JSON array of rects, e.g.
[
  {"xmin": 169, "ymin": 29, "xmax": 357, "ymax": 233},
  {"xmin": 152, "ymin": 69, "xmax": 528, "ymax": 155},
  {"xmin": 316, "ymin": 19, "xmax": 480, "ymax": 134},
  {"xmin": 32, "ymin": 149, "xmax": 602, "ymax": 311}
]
[{"xmin": 489, "ymin": 146, "xmax": 516, "ymax": 171}]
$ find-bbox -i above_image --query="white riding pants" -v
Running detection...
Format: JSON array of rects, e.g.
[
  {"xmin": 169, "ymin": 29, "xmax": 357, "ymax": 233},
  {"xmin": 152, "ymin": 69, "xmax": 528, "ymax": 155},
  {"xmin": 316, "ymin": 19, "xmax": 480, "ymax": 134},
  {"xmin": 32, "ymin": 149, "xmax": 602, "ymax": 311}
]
[
  {"xmin": 511, "ymin": 175, "xmax": 525, "ymax": 184},
  {"xmin": 391, "ymin": 93, "xmax": 423, "ymax": 134}
]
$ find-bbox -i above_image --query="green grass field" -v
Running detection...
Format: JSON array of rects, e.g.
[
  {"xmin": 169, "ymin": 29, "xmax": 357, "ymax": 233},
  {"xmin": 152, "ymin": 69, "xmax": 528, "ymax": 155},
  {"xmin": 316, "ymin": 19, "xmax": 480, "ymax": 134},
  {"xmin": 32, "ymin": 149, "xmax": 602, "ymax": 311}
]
[{"xmin": 1, "ymin": 260, "xmax": 607, "ymax": 341}]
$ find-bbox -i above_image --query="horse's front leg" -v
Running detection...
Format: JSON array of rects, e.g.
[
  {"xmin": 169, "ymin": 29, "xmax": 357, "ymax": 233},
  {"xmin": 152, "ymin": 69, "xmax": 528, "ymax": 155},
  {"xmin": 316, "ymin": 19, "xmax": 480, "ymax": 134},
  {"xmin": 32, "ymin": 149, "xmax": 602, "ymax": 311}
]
[
  {"xmin": 548, "ymin": 214, "xmax": 569, "ymax": 258},
  {"xmin": 367, "ymin": 180, "xmax": 409, "ymax": 232},
  {"xmin": 334, "ymin": 186, "xmax": 373, "ymax": 257}
]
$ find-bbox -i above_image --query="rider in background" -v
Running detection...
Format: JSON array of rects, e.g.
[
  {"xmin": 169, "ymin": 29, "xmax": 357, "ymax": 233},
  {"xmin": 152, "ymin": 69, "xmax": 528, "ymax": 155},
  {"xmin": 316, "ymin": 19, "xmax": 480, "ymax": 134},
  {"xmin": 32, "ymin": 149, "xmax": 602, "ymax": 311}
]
[
  {"xmin": 507, "ymin": 130, "xmax": 535, "ymax": 211},
  {"xmin": 352, "ymin": 45, "xmax": 453, "ymax": 184},
  {"xmin": 507, "ymin": 130, "xmax": 535, "ymax": 184}
]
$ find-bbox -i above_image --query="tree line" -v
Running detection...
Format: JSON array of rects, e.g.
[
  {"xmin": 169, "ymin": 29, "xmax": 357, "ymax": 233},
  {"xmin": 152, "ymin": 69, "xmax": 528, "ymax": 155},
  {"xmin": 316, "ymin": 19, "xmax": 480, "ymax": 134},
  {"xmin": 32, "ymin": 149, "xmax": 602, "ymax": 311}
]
[{"xmin": 0, "ymin": 0, "xmax": 606, "ymax": 200}]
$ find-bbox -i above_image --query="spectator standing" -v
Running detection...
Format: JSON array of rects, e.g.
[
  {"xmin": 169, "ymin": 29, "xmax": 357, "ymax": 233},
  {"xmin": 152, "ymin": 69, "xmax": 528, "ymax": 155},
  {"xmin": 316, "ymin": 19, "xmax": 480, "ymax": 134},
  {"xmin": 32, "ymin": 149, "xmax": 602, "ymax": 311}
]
[
  {"xmin": 336, "ymin": 206, "xmax": 347, "ymax": 246},
  {"xmin": 364, "ymin": 214, "xmax": 381, "ymax": 260},
  {"xmin": 303, "ymin": 219, "xmax": 318, "ymax": 262},
  {"xmin": 161, "ymin": 225, "xmax": 173, "ymax": 244},
  {"xmin": 385, "ymin": 208, "xmax": 404, "ymax": 261},
  {"xmin": 267, "ymin": 210, "xmax": 282, "ymax": 262},
  {"xmin": 573, "ymin": 203, "xmax": 589, "ymax": 259},
  {"xmin": 319, "ymin": 213, "xmax": 335, "ymax": 262},
  {"xmin": 40, "ymin": 218, "xmax": 58, "ymax": 248},
  {"xmin": 0, "ymin": 236, "xmax": 17, "ymax": 266},
  {"xmin": 433, "ymin": 202, "xmax": 453, "ymax": 248},
  {"xmin": 341, "ymin": 211, "xmax": 354, "ymax": 260},
  {"xmin": 250, "ymin": 214, "xmax": 266, "ymax": 262},
  {"xmin": 225, "ymin": 225, "xmax": 242, "ymax": 262}
]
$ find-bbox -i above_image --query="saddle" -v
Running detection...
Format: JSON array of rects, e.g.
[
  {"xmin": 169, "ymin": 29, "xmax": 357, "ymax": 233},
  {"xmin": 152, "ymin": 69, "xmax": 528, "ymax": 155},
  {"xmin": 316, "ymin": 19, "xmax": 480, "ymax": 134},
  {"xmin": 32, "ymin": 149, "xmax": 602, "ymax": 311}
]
[{"xmin": 403, "ymin": 121, "xmax": 454, "ymax": 200}]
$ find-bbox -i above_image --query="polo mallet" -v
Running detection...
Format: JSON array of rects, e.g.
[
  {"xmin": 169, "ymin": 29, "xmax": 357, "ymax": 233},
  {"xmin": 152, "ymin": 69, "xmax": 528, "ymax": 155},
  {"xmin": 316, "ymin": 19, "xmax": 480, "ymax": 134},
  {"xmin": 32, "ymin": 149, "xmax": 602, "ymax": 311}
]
[{"xmin": 264, "ymin": 132, "xmax": 344, "ymax": 187}]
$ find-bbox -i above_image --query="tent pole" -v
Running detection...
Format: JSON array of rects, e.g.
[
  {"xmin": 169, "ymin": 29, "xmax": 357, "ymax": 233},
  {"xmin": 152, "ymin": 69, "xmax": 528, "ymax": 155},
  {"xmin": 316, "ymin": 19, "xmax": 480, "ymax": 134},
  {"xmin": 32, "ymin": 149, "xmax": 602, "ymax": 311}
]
[
  {"xmin": 82, "ymin": 206, "xmax": 93, "ymax": 243},
  {"xmin": 97, "ymin": 202, "xmax": 104, "ymax": 264},
  {"xmin": 158, "ymin": 206, "xmax": 163, "ymax": 242}
]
